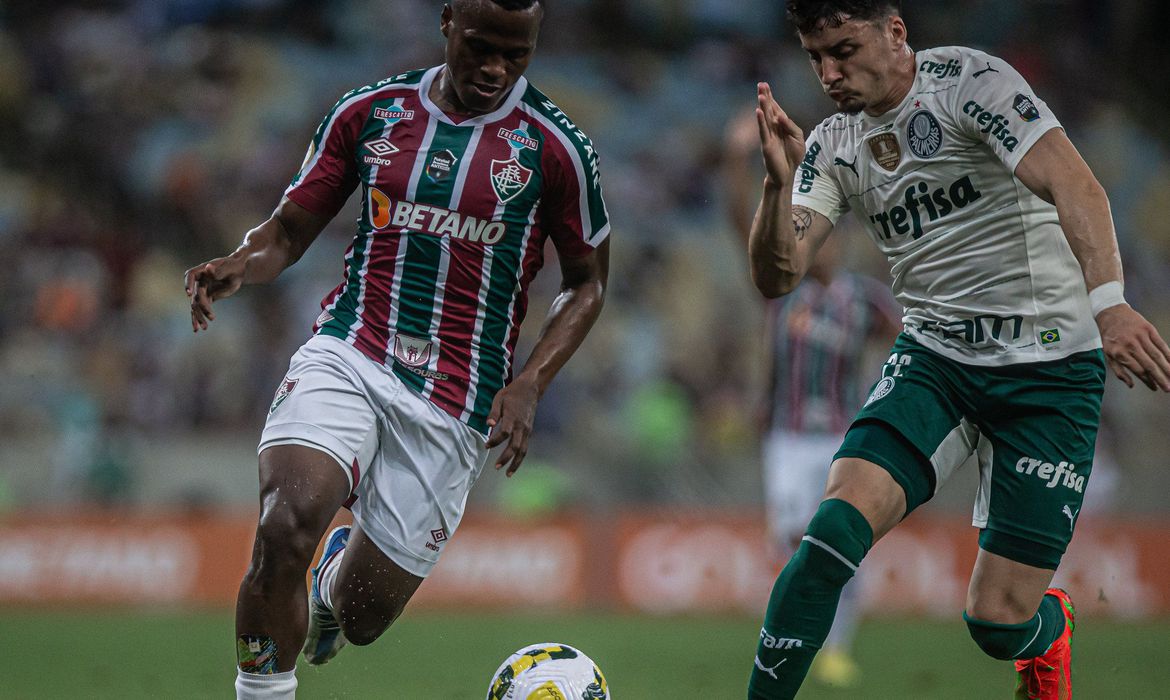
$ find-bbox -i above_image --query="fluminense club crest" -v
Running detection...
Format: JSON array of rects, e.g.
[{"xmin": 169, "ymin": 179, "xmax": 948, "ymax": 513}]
[{"xmin": 490, "ymin": 158, "xmax": 533, "ymax": 203}]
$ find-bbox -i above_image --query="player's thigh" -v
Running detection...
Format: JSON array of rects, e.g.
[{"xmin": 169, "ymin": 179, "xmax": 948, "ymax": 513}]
[
  {"xmin": 972, "ymin": 349, "xmax": 1105, "ymax": 573},
  {"xmin": 835, "ymin": 335, "xmax": 979, "ymax": 518},
  {"xmin": 348, "ymin": 369, "xmax": 490, "ymax": 582},
  {"xmin": 260, "ymin": 335, "xmax": 384, "ymax": 504}
]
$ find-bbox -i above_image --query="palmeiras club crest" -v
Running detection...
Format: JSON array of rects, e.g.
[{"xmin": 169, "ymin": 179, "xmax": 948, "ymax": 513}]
[
  {"xmin": 489, "ymin": 158, "xmax": 533, "ymax": 203},
  {"xmin": 393, "ymin": 333, "xmax": 433, "ymax": 367},
  {"xmin": 269, "ymin": 378, "xmax": 299, "ymax": 414}
]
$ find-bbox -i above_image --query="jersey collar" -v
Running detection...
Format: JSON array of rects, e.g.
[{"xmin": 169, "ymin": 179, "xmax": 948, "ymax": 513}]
[{"xmin": 418, "ymin": 65, "xmax": 528, "ymax": 127}]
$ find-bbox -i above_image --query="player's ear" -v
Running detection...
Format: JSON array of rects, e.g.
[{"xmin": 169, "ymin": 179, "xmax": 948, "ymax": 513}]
[
  {"xmin": 887, "ymin": 15, "xmax": 908, "ymax": 52},
  {"xmin": 440, "ymin": 4, "xmax": 453, "ymax": 38}
]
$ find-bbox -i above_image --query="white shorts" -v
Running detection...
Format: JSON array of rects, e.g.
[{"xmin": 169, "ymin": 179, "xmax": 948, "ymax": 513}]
[
  {"xmin": 260, "ymin": 334, "xmax": 489, "ymax": 577},
  {"xmin": 762, "ymin": 430, "xmax": 841, "ymax": 547}
]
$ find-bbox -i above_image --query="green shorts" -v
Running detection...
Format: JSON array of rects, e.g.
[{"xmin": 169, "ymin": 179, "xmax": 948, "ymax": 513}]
[{"xmin": 835, "ymin": 334, "xmax": 1106, "ymax": 569}]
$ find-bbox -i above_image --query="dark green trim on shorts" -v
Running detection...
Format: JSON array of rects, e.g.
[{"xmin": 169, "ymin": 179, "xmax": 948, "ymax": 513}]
[
  {"xmin": 834, "ymin": 419, "xmax": 935, "ymax": 517},
  {"xmin": 979, "ymin": 529, "xmax": 1062, "ymax": 570}
]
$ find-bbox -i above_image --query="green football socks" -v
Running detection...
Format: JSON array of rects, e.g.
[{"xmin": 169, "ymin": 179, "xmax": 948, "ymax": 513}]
[
  {"xmin": 964, "ymin": 593, "xmax": 1066, "ymax": 660},
  {"xmin": 748, "ymin": 498, "xmax": 873, "ymax": 699}
]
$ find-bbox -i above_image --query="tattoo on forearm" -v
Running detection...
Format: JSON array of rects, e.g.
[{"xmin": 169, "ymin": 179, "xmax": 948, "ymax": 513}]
[{"xmin": 792, "ymin": 206, "xmax": 813, "ymax": 240}]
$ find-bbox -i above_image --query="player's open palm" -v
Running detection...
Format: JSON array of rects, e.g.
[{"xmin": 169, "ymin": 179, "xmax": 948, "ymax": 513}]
[
  {"xmin": 485, "ymin": 375, "xmax": 540, "ymax": 476},
  {"xmin": 756, "ymin": 82, "xmax": 806, "ymax": 187},
  {"xmin": 184, "ymin": 254, "xmax": 247, "ymax": 332},
  {"xmin": 1096, "ymin": 305, "xmax": 1170, "ymax": 392}
]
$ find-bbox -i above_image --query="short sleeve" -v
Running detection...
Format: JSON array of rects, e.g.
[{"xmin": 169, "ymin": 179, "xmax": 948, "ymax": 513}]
[
  {"xmin": 539, "ymin": 128, "xmax": 610, "ymax": 259},
  {"xmin": 791, "ymin": 128, "xmax": 849, "ymax": 224},
  {"xmin": 949, "ymin": 52, "xmax": 1062, "ymax": 172},
  {"xmin": 284, "ymin": 93, "xmax": 363, "ymax": 218}
]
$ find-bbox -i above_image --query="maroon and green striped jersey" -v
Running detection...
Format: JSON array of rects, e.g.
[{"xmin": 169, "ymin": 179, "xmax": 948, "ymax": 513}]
[
  {"xmin": 765, "ymin": 272, "xmax": 900, "ymax": 434},
  {"xmin": 285, "ymin": 66, "xmax": 610, "ymax": 434}
]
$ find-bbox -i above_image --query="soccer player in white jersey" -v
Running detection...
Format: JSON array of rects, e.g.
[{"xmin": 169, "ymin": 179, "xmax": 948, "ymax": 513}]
[
  {"xmin": 744, "ymin": 2, "xmax": 1170, "ymax": 699},
  {"xmin": 185, "ymin": 1, "xmax": 610, "ymax": 698}
]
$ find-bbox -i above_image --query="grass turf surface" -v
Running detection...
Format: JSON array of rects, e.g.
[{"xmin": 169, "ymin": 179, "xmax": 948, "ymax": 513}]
[{"xmin": 3, "ymin": 610, "xmax": 1168, "ymax": 698}]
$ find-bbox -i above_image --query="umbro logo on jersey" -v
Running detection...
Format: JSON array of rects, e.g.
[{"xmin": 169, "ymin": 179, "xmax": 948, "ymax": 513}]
[
  {"xmin": 373, "ymin": 105, "xmax": 414, "ymax": 123},
  {"xmin": 363, "ymin": 138, "xmax": 399, "ymax": 166},
  {"xmin": 499, "ymin": 127, "xmax": 538, "ymax": 150}
]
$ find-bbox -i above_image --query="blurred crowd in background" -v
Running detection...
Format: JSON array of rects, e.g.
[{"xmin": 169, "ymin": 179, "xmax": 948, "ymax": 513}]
[{"xmin": 1, "ymin": 0, "xmax": 1168, "ymax": 512}]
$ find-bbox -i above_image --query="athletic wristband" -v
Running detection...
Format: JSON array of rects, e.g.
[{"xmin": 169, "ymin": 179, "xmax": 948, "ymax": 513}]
[{"xmin": 1088, "ymin": 281, "xmax": 1126, "ymax": 317}]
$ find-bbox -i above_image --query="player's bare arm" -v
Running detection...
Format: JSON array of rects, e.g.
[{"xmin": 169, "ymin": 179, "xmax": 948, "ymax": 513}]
[
  {"xmin": 749, "ymin": 81, "xmax": 834, "ymax": 298},
  {"xmin": 1015, "ymin": 128, "xmax": 1170, "ymax": 391},
  {"xmin": 486, "ymin": 237, "xmax": 609, "ymax": 475},
  {"xmin": 184, "ymin": 198, "xmax": 331, "ymax": 332}
]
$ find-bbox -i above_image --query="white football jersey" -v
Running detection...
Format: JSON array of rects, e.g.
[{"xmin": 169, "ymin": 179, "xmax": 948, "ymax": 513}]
[{"xmin": 794, "ymin": 46, "xmax": 1101, "ymax": 366}]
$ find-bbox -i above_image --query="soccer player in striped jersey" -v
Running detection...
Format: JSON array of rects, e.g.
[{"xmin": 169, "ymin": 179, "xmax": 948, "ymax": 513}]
[
  {"xmin": 185, "ymin": 2, "xmax": 610, "ymax": 697},
  {"xmin": 726, "ymin": 110, "xmax": 900, "ymax": 688},
  {"xmin": 745, "ymin": 1, "xmax": 1170, "ymax": 699}
]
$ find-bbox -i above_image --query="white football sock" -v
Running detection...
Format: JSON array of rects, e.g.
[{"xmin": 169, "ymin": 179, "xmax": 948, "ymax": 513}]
[
  {"xmin": 318, "ymin": 548, "xmax": 344, "ymax": 612},
  {"xmin": 236, "ymin": 668, "xmax": 297, "ymax": 700}
]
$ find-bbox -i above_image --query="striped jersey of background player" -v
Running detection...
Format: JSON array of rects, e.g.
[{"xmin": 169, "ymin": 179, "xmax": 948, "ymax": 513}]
[
  {"xmin": 184, "ymin": 1, "xmax": 610, "ymax": 698},
  {"xmin": 745, "ymin": 1, "xmax": 1170, "ymax": 699}
]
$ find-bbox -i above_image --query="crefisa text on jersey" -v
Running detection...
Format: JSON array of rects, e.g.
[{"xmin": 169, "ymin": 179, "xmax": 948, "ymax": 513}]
[{"xmin": 868, "ymin": 175, "xmax": 983, "ymax": 240}]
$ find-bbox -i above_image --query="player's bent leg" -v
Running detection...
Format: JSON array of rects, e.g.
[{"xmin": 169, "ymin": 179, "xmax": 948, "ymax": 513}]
[
  {"xmin": 236, "ymin": 445, "xmax": 351, "ymax": 688},
  {"xmin": 964, "ymin": 549, "xmax": 1073, "ymax": 698},
  {"xmin": 330, "ymin": 524, "xmax": 425, "ymax": 646},
  {"xmin": 748, "ymin": 457, "xmax": 906, "ymax": 700}
]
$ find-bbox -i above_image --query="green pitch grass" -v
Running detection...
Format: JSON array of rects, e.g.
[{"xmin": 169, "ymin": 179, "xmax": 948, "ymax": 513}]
[{"xmin": 2, "ymin": 609, "xmax": 1167, "ymax": 698}]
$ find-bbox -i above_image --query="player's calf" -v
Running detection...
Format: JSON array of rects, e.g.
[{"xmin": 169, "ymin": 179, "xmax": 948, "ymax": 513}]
[
  {"xmin": 748, "ymin": 498, "xmax": 874, "ymax": 699},
  {"xmin": 330, "ymin": 526, "xmax": 426, "ymax": 647}
]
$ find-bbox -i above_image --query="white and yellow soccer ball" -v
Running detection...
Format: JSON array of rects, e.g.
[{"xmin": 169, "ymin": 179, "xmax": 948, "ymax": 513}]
[{"xmin": 486, "ymin": 642, "xmax": 609, "ymax": 700}]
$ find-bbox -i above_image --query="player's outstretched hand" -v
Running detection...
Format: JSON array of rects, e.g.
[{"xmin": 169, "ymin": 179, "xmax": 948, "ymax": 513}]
[
  {"xmin": 756, "ymin": 82, "xmax": 807, "ymax": 188},
  {"xmin": 1096, "ymin": 305, "xmax": 1170, "ymax": 392},
  {"xmin": 184, "ymin": 254, "xmax": 247, "ymax": 332},
  {"xmin": 485, "ymin": 375, "xmax": 541, "ymax": 476}
]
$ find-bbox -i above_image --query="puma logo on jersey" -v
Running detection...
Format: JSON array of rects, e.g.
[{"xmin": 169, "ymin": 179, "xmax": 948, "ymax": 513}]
[
  {"xmin": 1062, "ymin": 505, "xmax": 1079, "ymax": 530},
  {"xmin": 973, "ymin": 62, "xmax": 1000, "ymax": 78},
  {"xmin": 1016, "ymin": 457, "xmax": 1086, "ymax": 494},
  {"xmin": 754, "ymin": 656, "xmax": 787, "ymax": 680},
  {"xmin": 834, "ymin": 156, "xmax": 859, "ymax": 177}
]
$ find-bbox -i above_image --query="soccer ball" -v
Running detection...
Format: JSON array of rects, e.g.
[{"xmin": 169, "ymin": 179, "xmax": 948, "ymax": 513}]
[{"xmin": 486, "ymin": 642, "xmax": 609, "ymax": 699}]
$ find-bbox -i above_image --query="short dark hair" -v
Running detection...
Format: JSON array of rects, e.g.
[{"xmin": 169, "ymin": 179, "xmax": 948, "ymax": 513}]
[
  {"xmin": 786, "ymin": 0, "xmax": 900, "ymax": 34},
  {"xmin": 486, "ymin": 0, "xmax": 544, "ymax": 10}
]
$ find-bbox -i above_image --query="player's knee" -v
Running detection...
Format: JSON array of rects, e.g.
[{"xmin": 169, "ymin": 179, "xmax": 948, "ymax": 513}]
[
  {"xmin": 799, "ymin": 498, "xmax": 875, "ymax": 586},
  {"xmin": 252, "ymin": 503, "xmax": 328, "ymax": 573},
  {"xmin": 964, "ymin": 614, "xmax": 1027, "ymax": 660}
]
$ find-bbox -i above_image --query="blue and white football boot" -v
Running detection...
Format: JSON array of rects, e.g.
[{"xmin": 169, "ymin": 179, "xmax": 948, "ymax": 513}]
[{"xmin": 302, "ymin": 525, "xmax": 350, "ymax": 665}]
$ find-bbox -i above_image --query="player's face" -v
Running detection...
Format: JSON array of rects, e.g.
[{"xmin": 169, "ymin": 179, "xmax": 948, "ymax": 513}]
[
  {"xmin": 440, "ymin": 1, "xmax": 542, "ymax": 114},
  {"xmin": 799, "ymin": 15, "xmax": 909, "ymax": 115}
]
